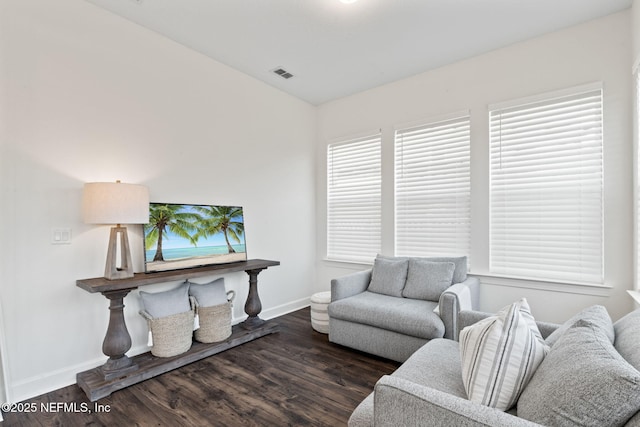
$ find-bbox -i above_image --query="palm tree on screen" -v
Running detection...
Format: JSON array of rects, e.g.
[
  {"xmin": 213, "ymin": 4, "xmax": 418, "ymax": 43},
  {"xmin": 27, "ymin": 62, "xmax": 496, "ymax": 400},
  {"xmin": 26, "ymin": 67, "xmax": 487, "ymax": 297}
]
[
  {"xmin": 193, "ymin": 205, "xmax": 245, "ymax": 254},
  {"xmin": 145, "ymin": 204, "xmax": 200, "ymax": 262}
]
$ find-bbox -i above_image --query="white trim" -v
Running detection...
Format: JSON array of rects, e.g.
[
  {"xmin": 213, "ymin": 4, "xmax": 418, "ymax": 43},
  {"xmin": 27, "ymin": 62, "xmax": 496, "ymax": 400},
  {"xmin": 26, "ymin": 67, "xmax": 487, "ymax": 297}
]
[
  {"xmin": 260, "ymin": 297, "xmax": 311, "ymax": 321},
  {"xmin": 323, "ymin": 257, "xmax": 373, "ymax": 268},
  {"xmin": 488, "ymin": 81, "xmax": 603, "ymax": 111},
  {"xmin": 392, "ymin": 110, "xmax": 470, "ymax": 133},
  {"xmin": 628, "ymin": 290, "xmax": 640, "ymax": 305},
  {"xmin": 326, "ymin": 128, "xmax": 382, "ymax": 146},
  {"xmin": 474, "ymin": 274, "xmax": 612, "ymax": 297},
  {"xmin": 633, "ymin": 56, "xmax": 640, "ymax": 75},
  {"xmin": 10, "ymin": 356, "xmax": 102, "ymax": 404},
  {"xmin": 0, "ymin": 294, "xmax": 9, "ymax": 407},
  {"xmin": 634, "ymin": 67, "xmax": 640, "ymax": 290}
]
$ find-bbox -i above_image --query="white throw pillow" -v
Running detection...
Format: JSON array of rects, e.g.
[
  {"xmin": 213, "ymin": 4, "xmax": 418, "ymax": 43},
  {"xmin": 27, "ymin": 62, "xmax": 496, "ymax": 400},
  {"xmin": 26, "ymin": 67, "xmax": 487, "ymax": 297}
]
[{"xmin": 459, "ymin": 298, "xmax": 549, "ymax": 411}]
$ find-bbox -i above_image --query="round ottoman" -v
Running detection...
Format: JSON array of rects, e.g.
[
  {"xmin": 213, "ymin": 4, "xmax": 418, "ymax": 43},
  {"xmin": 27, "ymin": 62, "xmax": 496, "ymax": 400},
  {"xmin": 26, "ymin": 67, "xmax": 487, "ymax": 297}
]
[{"xmin": 310, "ymin": 291, "xmax": 331, "ymax": 334}]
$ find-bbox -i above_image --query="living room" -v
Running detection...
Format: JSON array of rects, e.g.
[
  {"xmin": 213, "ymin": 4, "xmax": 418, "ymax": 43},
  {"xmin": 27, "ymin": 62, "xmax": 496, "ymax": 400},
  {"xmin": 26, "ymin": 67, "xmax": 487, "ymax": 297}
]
[{"xmin": 1, "ymin": 0, "xmax": 640, "ymax": 424}]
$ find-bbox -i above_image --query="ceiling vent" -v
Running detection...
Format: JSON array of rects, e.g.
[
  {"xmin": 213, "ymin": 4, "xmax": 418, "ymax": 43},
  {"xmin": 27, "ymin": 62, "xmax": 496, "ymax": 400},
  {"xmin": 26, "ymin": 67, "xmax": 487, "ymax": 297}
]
[{"xmin": 272, "ymin": 67, "xmax": 294, "ymax": 80}]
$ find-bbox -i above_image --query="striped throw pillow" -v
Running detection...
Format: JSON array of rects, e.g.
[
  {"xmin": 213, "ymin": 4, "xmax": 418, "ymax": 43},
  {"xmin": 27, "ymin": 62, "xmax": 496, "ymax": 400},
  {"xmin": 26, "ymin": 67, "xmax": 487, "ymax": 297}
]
[{"xmin": 459, "ymin": 298, "xmax": 549, "ymax": 411}]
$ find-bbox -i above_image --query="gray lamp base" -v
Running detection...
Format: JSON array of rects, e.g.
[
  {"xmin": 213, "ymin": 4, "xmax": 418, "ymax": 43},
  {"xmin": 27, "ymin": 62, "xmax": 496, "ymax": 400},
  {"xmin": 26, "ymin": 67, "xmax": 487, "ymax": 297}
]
[{"xmin": 105, "ymin": 226, "xmax": 134, "ymax": 280}]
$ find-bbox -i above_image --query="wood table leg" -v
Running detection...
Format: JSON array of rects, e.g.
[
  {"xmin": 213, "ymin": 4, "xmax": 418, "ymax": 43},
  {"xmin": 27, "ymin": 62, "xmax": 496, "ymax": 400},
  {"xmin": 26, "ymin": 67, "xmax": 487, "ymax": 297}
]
[
  {"xmin": 241, "ymin": 268, "xmax": 267, "ymax": 329},
  {"xmin": 100, "ymin": 289, "xmax": 138, "ymax": 380}
]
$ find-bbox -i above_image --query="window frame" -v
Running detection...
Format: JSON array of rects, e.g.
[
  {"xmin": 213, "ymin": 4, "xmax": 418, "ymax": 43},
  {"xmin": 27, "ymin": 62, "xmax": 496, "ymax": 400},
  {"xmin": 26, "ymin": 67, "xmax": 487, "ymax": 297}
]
[
  {"xmin": 488, "ymin": 83, "xmax": 604, "ymax": 286},
  {"xmin": 326, "ymin": 132, "xmax": 382, "ymax": 263},
  {"xmin": 394, "ymin": 113, "xmax": 471, "ymax": 261}
]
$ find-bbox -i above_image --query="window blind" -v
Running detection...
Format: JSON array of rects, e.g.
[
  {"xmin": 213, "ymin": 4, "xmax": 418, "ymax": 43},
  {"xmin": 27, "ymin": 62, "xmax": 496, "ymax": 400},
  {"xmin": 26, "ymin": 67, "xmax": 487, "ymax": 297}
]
[
  {"xmin": 395, "ymin": 115, "xmax": 471, "ymax": 259},
  {"xmin": 327, "ymin": 133, "xmax": 381, "ymax": 263},
  {"xmin": 489, "ymin": 86, "xmax": 604, "ymax": 285}
]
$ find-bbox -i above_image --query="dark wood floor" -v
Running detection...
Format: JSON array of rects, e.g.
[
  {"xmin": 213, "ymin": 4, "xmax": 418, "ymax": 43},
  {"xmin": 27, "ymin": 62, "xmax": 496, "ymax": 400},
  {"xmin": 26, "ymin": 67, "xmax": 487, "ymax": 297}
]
[{"xmin": 1, "ymin": 308, "xmax": 399, "ymax": 426}]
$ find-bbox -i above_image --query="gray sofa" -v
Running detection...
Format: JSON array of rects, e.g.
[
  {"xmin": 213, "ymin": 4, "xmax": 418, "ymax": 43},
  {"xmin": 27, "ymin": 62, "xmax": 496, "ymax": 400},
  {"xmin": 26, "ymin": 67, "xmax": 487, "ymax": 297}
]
[
  {"xmin": 328, "ymin": 255, "xmax": 479, "ymax": 362},
  {"xmin": 349, "ymin": 306, "xmax": 640, "ymax": 427}
]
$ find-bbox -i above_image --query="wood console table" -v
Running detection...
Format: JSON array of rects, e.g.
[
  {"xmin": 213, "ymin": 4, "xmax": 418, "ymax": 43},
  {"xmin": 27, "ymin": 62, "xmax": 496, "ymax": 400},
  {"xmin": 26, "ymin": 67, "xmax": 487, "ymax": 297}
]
[{"xmin": 76, "ymin": 259, "xmax": 280, "ymax": 401}]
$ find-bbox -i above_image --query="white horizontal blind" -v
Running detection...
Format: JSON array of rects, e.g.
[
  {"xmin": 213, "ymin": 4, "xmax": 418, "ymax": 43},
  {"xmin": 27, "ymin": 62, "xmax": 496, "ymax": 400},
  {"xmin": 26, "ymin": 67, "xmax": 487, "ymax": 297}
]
[
  {"xmin": 327, "ymin": 133, "xmax": 381, "ymax": 263},
  {"xmin": 395, "ymin": 115, "xmax": 471, "ymax": 259},
  {"xmin": 489, "ymin": 87, "xmax": 604, "ymax": 284}
]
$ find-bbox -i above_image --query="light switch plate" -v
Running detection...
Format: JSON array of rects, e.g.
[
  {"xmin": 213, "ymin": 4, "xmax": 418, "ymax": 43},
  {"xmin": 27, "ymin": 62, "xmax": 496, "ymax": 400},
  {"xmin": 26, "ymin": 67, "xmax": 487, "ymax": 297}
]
[{"xmin": 52, "ymin": 228, "xmax": 72, "ymax": 244}]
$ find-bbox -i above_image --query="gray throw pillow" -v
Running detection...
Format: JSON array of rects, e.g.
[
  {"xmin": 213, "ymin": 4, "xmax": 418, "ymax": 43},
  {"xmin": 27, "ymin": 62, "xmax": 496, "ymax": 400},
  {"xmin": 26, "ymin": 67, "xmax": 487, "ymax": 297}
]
[
  {"xmin": 613, "ymin": 308, "xmax": 640, "ymax": 372},
  {"xmin": 139, "ymin": 282, "xmax": 190, "ymax": 318},
  {"xmin": 377, "ymin": 255, "xmax": 467, "ymax": 284},
  {"xmin": 189, "ymin": 278, "xmax": 227, "ymax": 308},
  {"xmin": 545, "ymin": 305, "xmax": 613, "ymax": 347},
  {"xmin": 518, "ymin": 319, "xmax": 640, "ymax": 427},
  {"xmin": 402, "ymin": 260, "xmax": 455, "ymax": 301},
  {"xmin": 367, "ymin": 257, "xmax": 409, "ymax": 297},
  {"xmin": 423, "ymin": 256, "xmax": 467, "ymax": 284}
]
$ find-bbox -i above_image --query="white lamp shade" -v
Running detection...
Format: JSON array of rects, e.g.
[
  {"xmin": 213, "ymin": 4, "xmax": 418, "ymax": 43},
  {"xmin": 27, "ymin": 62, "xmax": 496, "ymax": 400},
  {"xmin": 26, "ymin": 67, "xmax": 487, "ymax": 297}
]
[{"xmin": 82, "ymin": 182, "xmax": 150, "ymax": 225}]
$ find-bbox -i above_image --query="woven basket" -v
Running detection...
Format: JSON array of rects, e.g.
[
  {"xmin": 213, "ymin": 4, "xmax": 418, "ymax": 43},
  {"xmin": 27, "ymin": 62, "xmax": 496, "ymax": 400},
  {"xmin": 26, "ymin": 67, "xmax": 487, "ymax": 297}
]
[
  {"xmin": 194, "ymin": 290, "xmax": 235, "ymax": 343},
  {"xmin": 140, "ymin": 298, "xmax": 195, "ymax": 358}
]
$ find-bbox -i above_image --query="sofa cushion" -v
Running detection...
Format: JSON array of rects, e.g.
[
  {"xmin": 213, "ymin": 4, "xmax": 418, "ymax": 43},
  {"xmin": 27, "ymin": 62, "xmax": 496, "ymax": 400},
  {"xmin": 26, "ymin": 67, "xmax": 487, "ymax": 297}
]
[
  {"xmin": 367, "ymin": 257, "xmax": 409, "ymax": 297},
  {"xmin": 459, "ymin": 298, "xmax": 549, "ymax": 411},
  {"xmin": 188, "ymin": 277, "xmax": 227, "ymax": 308},
  {"xmin": 402, "ymin": 260, "xmax": 455, "ymax": 302},
  {"xmin": 545, "ymin": 304, "xmax": 613, "ymax": 347},
  {"xmin": 328, "ymin": 291, "xmax": 444, "ymax": 340},
  {"xmin": 378, "ymin": 255, "xmax": 467, "ymax": 284},
  {"xmin": 614, "ymin": 308, "xmax": 640, "ymax": 372},
  {"xmin": 349, "ymin": 393, "xmax": 374, "ymax": 427},
  {"xmin": 518, "ymin": 318, "xmax": 640, "ymax": 427},
  {"xmin": 139, "ymin": 282, "xmax": 191, "ymax": 318},
  {"xmin": 393, "ymin": 338, "xmax": 467, "ymax": 398}
]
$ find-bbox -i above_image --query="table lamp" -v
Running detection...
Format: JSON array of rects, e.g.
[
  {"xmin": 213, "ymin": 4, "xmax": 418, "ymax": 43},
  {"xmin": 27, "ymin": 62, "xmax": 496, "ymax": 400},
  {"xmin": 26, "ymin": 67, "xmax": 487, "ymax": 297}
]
[{"xmin": 82, "ymin": 181, "xmax": 150, "ymax": 280}]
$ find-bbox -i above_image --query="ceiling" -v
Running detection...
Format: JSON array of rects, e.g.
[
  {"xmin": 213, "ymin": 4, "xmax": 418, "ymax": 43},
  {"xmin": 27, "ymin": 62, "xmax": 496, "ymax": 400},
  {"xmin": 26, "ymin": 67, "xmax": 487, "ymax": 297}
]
[{"xmin": 85, "ymin": 0, "xmax": 632, "ymax": 105}]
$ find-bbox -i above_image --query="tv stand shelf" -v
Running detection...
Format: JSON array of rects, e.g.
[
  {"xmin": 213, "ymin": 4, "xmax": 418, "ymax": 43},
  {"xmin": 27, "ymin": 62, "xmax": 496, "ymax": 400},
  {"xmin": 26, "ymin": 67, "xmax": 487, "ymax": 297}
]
[{"xmin": 76, "ymin": 259, "xmax": 280, "ymax": 401}]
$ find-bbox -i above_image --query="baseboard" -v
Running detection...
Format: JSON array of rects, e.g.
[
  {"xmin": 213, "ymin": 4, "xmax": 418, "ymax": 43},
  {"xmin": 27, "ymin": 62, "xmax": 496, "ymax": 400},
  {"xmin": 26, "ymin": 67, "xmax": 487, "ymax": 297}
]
[
  {"xmin": 259, "ymin": 297, "xmax": 311, "ymax": 321},
  {"xmin": 8, "ymin": 298, "xmax": 311, "ymax": 403},
  {"xmin": 9, "ymin": 356, "xmax": 106, "ymax": 404}
]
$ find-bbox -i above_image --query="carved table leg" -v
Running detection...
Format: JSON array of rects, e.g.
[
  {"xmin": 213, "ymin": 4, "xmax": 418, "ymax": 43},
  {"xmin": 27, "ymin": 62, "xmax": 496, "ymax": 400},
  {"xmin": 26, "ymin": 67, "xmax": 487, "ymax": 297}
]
[
  {"xmin": 100, "ymin": 289, "xmax": 138, "ymax": 380},
  {"xmin": 242, "ymin": 268, "xmax": 267, "ymax": 329}
]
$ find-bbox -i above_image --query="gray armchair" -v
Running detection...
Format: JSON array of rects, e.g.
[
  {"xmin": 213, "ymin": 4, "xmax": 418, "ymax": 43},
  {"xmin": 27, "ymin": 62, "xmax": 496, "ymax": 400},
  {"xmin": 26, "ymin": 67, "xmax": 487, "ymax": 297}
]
[{"xmin": 328, "ymin": 256, "xmax": 479, "ymax": 362}]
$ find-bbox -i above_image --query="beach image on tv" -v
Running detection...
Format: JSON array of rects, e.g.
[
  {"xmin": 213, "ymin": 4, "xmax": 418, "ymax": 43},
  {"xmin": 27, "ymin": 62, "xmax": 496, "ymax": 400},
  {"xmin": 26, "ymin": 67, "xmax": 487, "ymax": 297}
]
[{"xmin": 143, "ymin": 203, "xmax": 247, "ymax": 272}]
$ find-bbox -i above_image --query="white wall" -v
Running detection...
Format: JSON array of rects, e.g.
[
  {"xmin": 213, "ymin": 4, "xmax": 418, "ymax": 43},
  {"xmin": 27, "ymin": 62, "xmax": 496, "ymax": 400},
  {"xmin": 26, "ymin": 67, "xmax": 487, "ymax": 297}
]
[
  {"xmin": 633, "ymin": 0, "xmax": 640, "ymax": 68},
  {"xmin": 316, "ymin": 11, "xmax": 634, "ymax": 324},
  {"xmin": 0, "ymin": 0, "xmax": 316, "ymax": 402}
]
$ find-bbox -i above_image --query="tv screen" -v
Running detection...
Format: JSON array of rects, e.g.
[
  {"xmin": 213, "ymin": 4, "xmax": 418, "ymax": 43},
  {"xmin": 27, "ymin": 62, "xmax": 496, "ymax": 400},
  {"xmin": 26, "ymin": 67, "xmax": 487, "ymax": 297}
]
[{"xmin": 143, "ymin": 203, "xmax": 247, "ymax": 273}]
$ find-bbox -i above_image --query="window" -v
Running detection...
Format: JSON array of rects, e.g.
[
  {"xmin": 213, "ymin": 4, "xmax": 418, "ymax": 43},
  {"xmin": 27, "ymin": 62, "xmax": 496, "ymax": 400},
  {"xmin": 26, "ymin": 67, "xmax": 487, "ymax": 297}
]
[
  {"xmin": 327, "ymin": 133, "xmax": 381, "ymax": 263},
  {"xmin": 395, "ymin": 115, "xmax": 471, "ymax": 259},
  {"xmin": 489, "ymin": 85, "xmax": 604, "ymax": 285}
]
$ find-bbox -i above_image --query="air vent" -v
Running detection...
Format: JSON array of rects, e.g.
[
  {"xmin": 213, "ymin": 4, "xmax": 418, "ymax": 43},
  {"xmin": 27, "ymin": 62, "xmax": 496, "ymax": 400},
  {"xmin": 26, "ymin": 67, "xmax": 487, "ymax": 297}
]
[{"xmin": 272, "ymin": 67, "xmax": 294, "ymax": 79}]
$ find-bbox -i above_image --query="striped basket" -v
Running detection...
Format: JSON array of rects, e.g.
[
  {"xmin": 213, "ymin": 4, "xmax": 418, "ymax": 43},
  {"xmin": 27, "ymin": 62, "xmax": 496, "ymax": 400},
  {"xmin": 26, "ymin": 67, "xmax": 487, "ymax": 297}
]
[
  {"xmin": 140, "ymin": 297, "xmax": 195, "ymax": 358},
  {"xmin": 194, "ymin": 291, "xmax": 235, "ymax": 343}
]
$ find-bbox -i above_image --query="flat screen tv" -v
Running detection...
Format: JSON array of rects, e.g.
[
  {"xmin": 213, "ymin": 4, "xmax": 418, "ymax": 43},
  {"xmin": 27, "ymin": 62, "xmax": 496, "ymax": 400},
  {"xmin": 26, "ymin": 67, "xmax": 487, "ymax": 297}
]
[{"xmin": 143, "ymin": 203, "xmax": 247, "ymax": 273}]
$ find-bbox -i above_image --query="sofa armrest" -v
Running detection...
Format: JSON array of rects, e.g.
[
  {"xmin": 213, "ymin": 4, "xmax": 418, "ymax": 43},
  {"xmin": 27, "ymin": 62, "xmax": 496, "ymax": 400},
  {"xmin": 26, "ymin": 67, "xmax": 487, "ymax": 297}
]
[
  {"xmin": 439, "ymin": 276, "xmax": 480, "ymax": 340},
  {"xmin": 330, "ymin": 269, "xmax": 372, "ymax": 302},
  {"xmin": 458, "ymin": 310, "xmax": 561, "ymax": 340},
  {"xmin": 374, "ymin": 375, "xmax": 542, "ymax": 427}
]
